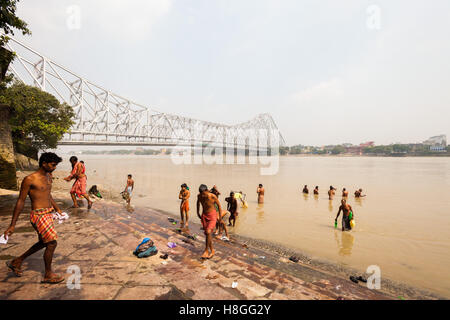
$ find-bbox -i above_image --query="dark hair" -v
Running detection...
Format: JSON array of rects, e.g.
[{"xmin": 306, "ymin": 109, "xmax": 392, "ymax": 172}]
[
  {"xmin": 199, "ymin": 184, "xmax": 208, "ymax": 193},
  {"xmin": 69, "ymin": 156, "xmax": 78, "ymax": 162},
  {"xmin": 230, "ymin": 191, "xmax": 235, "ymax": 196},
  {"xmin": 128, "ymin": 174, "xmax": 132, "ymax": 178},
  {"xmin": 80, "ymin": 160, "xmax": 84, "ymax": 164},
  {"xmin": 181, "ymin": 183, "xmax": 187, "ymax": 188},
  {"xmin": 343, "ymin": 188, "xmax": 346, "ymax": 191},
  {"xmin": 39, "ymin": 152, "xmax": 62, "ymax": 167},
  {"xmin": 259, "ymin": 184, "xmax": 263, "ymax": 187},
  {"xmin": 315, "ymin": 186, "xmax": 318, "ymax": 188}
]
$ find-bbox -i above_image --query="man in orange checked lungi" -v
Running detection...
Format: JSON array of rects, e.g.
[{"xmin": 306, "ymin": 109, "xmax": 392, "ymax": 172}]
[{"xmin": 3, "ymin": 153, "xmax": 65, "ymax": 284}]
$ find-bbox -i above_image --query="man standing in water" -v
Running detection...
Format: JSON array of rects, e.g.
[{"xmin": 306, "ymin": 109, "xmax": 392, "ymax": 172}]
[
  {"xmin": 197, "ymin": 184, "xmax": 223, "ymax": 259},
  {"xmin": 124, "ymin": 174, "xmax": 134, "ymax": 205},
  {"xmin": 226, "ymin": 191, "xmax": 239, "ymax": 227},
  {"xmin": 302, "ymin": 185, "xmax": 309, "ymax": 194},
  {"xmin": 257, "ymin": 184, "xmax": 265, "ymax": 203},
  {"xmin": 3, "ymin": 153, "xmax": 65, "ymax": 283},
  {"xmin": 342, "ymin": 188, "xmax": 349, "ymax": 197},
  {"xmin": 335, "ymin": 199, "xmax": 354, "ymax": 231},
  {"xmin": 313, "ymin": 186, "xmax": 319, "ymax": 195},
  {"xmin": 328, "ymin": 186, "xmax": 336, "ymax": 200},
  {"xmin": 179, "ymin": 183, "xmax": 190, "ymax": 227},
  {"xmin": 64, "ymin": 156, "xmax": 92, "ymax": 209},
  {"xmin": 355, "ymin": 188, "xmax": 366, "ymax": 198}
]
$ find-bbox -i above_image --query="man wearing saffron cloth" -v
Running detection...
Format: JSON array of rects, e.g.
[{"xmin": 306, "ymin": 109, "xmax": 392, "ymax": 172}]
[
  {"xmin": 3, "ymin": 152, "xmax": 65, "ymax": 283},
  {"xmin": 64, "ymin": 156, "xmax": 93, "ymax": 209}
]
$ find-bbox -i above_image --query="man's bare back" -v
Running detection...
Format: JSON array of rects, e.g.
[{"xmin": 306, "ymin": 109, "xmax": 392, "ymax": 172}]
[{"xmin": 126, "ymin": 178, "xmax": 134, "ymax": 188}]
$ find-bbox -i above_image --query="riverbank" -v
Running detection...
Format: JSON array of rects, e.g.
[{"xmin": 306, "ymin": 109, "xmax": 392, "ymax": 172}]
[{"xmin": 0, "ymin": 184, "xmax": 443, "ymax": 300}]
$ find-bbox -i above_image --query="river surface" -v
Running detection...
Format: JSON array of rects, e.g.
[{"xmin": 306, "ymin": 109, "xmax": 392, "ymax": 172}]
[{"xmin": 57, "ymin": 155, "xmax": 450, "ymax": 297}]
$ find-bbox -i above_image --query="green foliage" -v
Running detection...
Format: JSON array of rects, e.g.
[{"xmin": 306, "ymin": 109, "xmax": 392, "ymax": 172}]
[
  {"xmin": 279, "ymin": 146, "xmax": 289, "ymax": 155},
  {"xmin": 0, "ymin": 0, "xmax": 31, "ymax": 46},
  {"xmin": 0, "ymin": 82, "xmax": 75, "ymax": 152},
  {"xmin": 331, "ymin": 145, "xmax": 346, "ymax": 155},
  {"xmin": 289, "ymin": 144, "xmax": 303, "ymax": 154}
]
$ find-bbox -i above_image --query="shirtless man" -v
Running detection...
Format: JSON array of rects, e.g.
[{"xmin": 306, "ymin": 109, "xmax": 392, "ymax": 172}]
[
  {"xmin": 215, "ymin": 209, "xmax": 230, "ymax": 241},
  {"xmin": 3, "ymin": 152, "xmax": 65, "ymax": 284},
  {"xmin": 226, "ymin": 192, "xmax": 239, "ymax": 227},
  {"xmin": 335, "ymin": 199, "xmax": 354, "ymax": 231},
  {"xmin": 313, "ymin": 186, "xmax": 319, "ymax": 195},
  {"xmin": 328, "ymin": 186, "xmax": 336, "ymax": 200},
  {"xmin": 179, "ymin": 183, "xmax": 190, "ymax": 227},
  {"xmin": 124, "ymin": 174, "xmax": 134, "ymax": 205},
  {"xmin": 257, "ymin": 184, "xmax": 265, "ymax": 204},
  {"xmin": 197, "ymin": 184, "xmax": 223, "ymax": 259},
  {"xmin": 342, "ymin": 188, "xmax": 349, "ymax": 197},
  {"xmin": 302, "ymin": 185, "xmax": 309, "ymax": 194},
  {"xmin": 354, "ymin": 188, "xmax": 366, "ymax": 198}
]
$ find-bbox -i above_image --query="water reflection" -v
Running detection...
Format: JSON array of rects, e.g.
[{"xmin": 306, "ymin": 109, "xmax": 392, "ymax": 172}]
[
  {"xmin": 354, "ymin": 197, "xmax": 363, "ymax": 207},
  {"xmin": 328, "ymin": 199, "xmax": 333, "ymax": 212},
  {"xmin": 256, "ymin": 203, "xmax": 264, "ymax": 223},
  {"xmin": 334, "ymin": 230, "xmax": 354, "ymax": 256},
  {"xmin": 303, "ymin": 194, "xmax": 308, "ymax": 201}
]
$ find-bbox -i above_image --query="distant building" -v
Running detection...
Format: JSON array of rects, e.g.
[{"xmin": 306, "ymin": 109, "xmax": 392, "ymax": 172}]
[
  {"xmin": 423, "ymin": 135, "xmax": 447, "ymax": 152},
  {"xmin": 345, "ymin": 141, "xmax": 374, "ymax": 155},
  {"xmin": 423, "ymin": 135, "xmax": 446, "ymax": 145}
]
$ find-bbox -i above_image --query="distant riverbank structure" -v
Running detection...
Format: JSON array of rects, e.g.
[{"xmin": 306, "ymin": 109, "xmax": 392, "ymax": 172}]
[
  {"xmin": 3, "ymin": 36, "xmax": 285, "ymax": 151},
  {"xmin": 423, "ymin": 135, "xmax": 447, "ymax": 152}
]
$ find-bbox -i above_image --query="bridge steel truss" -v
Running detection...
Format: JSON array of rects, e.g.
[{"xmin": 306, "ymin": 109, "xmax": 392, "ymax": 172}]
[{"xmin": 4, "ymin": 36, "xmax": 286, "ymax": 150}]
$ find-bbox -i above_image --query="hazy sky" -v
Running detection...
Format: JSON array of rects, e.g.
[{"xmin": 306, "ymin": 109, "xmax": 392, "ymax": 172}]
[{"xmin": 11, "ymin": 0, "xmax": 450, "ymax": 146}]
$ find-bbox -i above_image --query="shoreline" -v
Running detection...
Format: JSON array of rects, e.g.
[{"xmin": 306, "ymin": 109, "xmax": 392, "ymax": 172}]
[
  {"xmin": 146, "ymin": 205, "xmax": 444, "ymax": 300},
  {"xmin": 0, "ymin": 187, "xmax": 444, "ymax": 299},
  {"xmin": 3, "ymin": 170, "xmax": 446, "ymax": 300}
]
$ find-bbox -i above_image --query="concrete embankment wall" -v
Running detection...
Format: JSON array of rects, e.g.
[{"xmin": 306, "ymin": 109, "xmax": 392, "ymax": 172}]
[{"xmin": 0, "ymin": 104, "xmax": 17, "ymax": 190}]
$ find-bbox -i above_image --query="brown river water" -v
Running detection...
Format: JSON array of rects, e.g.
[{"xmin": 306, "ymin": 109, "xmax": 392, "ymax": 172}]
[{"xmin": 56, "ymin": 155, "xmax": 450, "ymax": 297}]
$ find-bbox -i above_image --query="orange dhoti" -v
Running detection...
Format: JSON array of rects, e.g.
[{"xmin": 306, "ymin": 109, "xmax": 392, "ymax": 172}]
[{"xmin": 181, "ymin": 200, "xmax": 189, "ymax": 212}]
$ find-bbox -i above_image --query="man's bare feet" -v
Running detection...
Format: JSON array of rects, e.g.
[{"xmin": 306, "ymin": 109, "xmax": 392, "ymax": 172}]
[
  {"xmin": 207, "ymin": 250, "xmax": 215, "ymax": 259},
  {"xmin": 41, "ymin": 272, "xmax": 65, "ymax": 284},
  {"xmin": 88, "ymin": 201, "xmax": 93, "ymax": 209},
  {"xmin": 200, "ymin": 250, "xmax": 209, "ymax": 259},
  {"xmin": 6, "ymin": 260, "xmax": 23, "ymax": 277}
]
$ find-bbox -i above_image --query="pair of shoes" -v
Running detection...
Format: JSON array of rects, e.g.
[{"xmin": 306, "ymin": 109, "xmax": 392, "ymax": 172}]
[
  {"xmin": 289, "ymin": 256, "xmax": 299, "ymax": 263},
  {"xmin": 357, "ymin": 276, "xmax": 367, "ymax": 283}
]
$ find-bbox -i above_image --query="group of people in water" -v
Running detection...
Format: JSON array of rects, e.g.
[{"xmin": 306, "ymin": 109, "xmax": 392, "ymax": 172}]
[
  {"xmin": 302, "ymin": 185, "xmax": 366, "ymax": 199},
  {"xmin": 302, "ymin": 184, "xmax": 366, "ymax": 232}
]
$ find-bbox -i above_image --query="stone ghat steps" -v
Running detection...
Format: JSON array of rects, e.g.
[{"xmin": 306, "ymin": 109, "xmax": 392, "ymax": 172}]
[
  {"xmin": 88, "ymin": 201, "xmax": 392, "ymax": 300},
  {"xmin": 0, "ymin": 195, "xmax": 392, "ymax": 300}
]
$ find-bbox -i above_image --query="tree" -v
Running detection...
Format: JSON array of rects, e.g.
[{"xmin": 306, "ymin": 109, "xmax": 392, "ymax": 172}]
[
  {"xmin": 0, "ymin": 0, "xmax": 31, "ymax": 46},
  {"xmin": 331, "ymin": 145, "xmax": 346, "ymax": 155},
  {"xmin": 0, "ymin": 0, "xmax": 31, "ymax": 85},
  {"xmin": 0, "ymin": 82, "xmax": 75, "ymax": 159}
]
